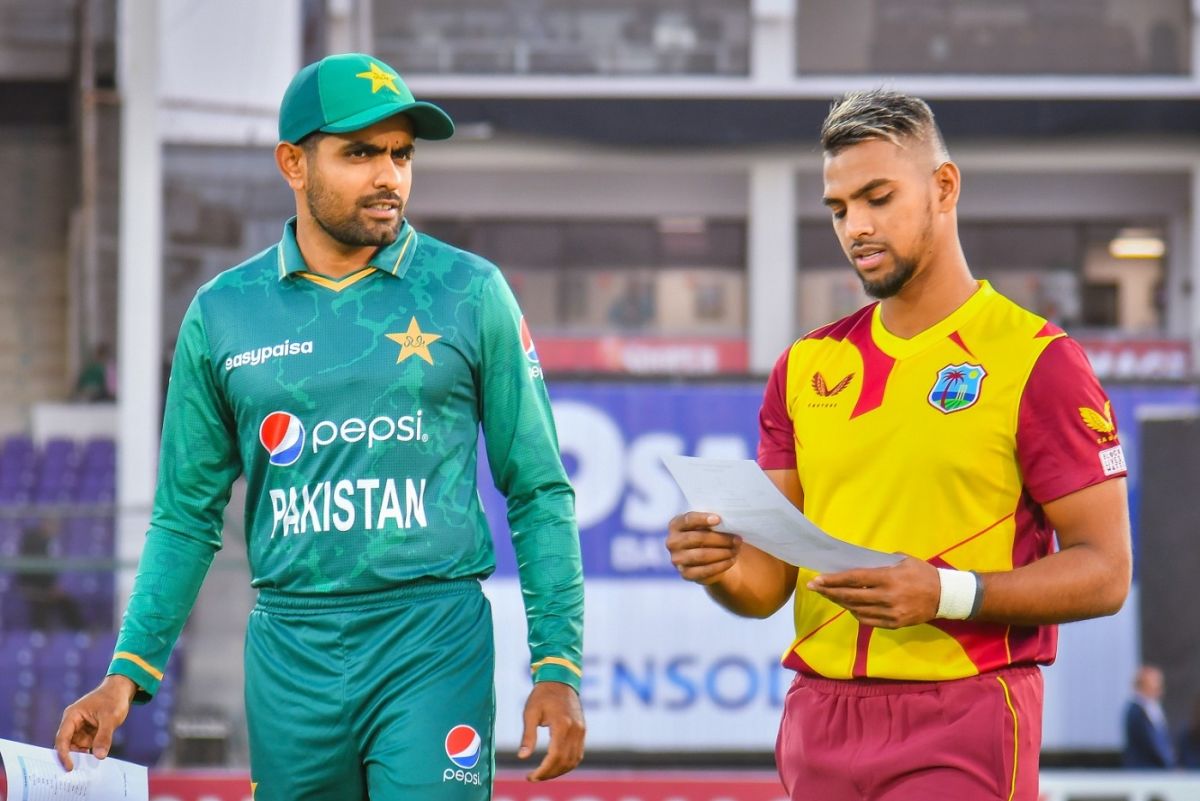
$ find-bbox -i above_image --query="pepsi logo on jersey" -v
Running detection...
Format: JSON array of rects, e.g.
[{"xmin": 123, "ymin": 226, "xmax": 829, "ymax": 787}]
[
  {"xmin": 444, "ymin": 724, "xmax": 484, "ymax": 786},
  {"xmin": 259, "ymin": 410, "xmax": 428, "ymax": 464},
  {"xmin": 520, "ymin": 316, "xmax": 544, "ymax": 380},
  {"xmin": 259, "ymin": 412, "xmax": 306, "ymax": 467}
]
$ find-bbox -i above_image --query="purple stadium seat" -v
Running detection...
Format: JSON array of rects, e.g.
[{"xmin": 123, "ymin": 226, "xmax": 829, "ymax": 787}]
[
  {"xmin": 0, "ymin": 629, "xmax": 181, "ymax": 764},
  {"xmin": 1, "ymin": 632, "xmax": 44, "ymax": 742},
  {"xmin": 1, "ymin": 435, "xmax": 34, "ymax": 460},
  {"xmin": 0, "ymin": 484, "xmax": 32, "ymax": 504},
  {"xmin": 80, "ymin": 439, "xmax": 116, "ymax": 474},
  {"xmin": 76, "ymin": 482, "xmax": 115, "ymax": 503},
  {"xmin": 0, "ymin": 438, "xmax": 130, "ymax": 741},
  {"xmin": 58, "ymin": 571, "xmax": 115, "ymax": 630},
  {"xmin": 0, "ymin": 581, "xmax": 31, "ymax": 629},
  {"xmin": 85, "ymin": 633, "xmax": 117, "ymax": 671},
  {"xmin": 0, "ymin": 524, "xmax": 18, "ymax": 555},
  {"xmin": 42, "ymin": 438, "xmax": 78, "ymax": 463}
]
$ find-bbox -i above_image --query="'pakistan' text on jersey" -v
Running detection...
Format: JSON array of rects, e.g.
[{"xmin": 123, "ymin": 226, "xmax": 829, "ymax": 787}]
[{"xmin": 111, "ymin": 219, "xmax": 583, "ymax": 696}]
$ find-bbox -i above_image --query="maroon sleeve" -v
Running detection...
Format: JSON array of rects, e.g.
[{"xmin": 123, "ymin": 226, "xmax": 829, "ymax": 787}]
[
  {"xmin": 757, "ymin": 347, "xmax": 796, "ymax": 470},
  {"xmin": 1016, "ymin": 336, "xmax": 1127, "ymax": 505}
]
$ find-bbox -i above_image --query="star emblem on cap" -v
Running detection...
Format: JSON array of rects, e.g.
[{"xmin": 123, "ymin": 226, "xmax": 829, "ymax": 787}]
[
  {"xmin": 356, "ymin": 62, "xmax": 400, "ymax": 94},
  {"xmin": 386, "ymin": 317, "xmax": 442, "ymax": 365}
]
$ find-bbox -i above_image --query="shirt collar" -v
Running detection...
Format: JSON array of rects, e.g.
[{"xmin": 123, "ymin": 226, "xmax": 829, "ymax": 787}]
[
  {"xmin": 276, "ymin": 217, "xmax": 419, "ymax": 281},
  {"xmin": 869, "ymin": 280, "xmax": 995, "ymax": 360}
]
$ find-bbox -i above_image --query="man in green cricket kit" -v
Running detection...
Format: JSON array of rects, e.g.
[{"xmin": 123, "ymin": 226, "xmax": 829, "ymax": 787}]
[{"xmin": 55, "ymin": 53, "xmax": 585, "ymax": 799}]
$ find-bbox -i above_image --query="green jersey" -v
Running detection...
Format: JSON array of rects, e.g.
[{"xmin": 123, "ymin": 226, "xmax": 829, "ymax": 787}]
[{"xmin": 110, "ymin": 219, "xmax": 583, "ymax": 697}]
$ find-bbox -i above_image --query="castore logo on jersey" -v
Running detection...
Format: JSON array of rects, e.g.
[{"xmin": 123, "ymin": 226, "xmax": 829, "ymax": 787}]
[
  {"xmin": 1079, "ymin": 401, "xmax": 1118, "ymax": 444},
  {"xmin": 811, "ymin": 372, "xmax": 853, "ymax": 398}
]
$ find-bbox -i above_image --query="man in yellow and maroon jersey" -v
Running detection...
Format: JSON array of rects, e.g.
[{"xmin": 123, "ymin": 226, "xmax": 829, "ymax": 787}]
[{"xmin": 666, "ymin": 90, "xmax": 1131, "ymax": 801}]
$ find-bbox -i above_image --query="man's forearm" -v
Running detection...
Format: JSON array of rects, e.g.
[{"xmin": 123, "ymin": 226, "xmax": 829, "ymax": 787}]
[
  {"xmin": 706, "ymin": 544, "xmax": 797, "ymax": 619},
  {"xmin": 109, "ymin": 528, "xmax": 215, "ymax": 700},
  {"xmin": 976, "ymin": 479, "xmax": 1131, "ymax": 626},
  {"xmin": 976, "ymin": 541, "xmax": 1130, "ymax": 626}
]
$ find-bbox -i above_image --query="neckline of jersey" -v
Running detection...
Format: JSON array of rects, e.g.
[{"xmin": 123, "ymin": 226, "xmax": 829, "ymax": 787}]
[
  {"xmin": 869, "ymin": 280, "xmax": 995, "ymax": 360},
  {"xmin": 275, "ymin": 217, "xmax": 419, "ymax": 283}
]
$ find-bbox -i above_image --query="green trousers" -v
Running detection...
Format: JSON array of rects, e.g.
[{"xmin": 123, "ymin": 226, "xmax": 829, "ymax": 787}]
[{"xmin": 244, "ymin": 579, "xmax": 496, "ymax": 800}]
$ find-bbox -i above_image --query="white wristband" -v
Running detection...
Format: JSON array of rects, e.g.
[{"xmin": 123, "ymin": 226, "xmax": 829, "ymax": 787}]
[{"xmin": 936, "ymin": 568, "xmax": 979, "ymax": 620}]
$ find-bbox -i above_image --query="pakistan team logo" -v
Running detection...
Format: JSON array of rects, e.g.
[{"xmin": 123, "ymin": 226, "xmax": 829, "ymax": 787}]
[{"xmin": 928, "ymin": 362, "xmax": 987, "ymax": 414}]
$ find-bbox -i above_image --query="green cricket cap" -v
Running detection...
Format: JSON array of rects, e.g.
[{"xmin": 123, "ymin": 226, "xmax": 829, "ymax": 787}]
[{"xmin": 278, "ymin": 53, "xmax": 454, "ymax": 143}]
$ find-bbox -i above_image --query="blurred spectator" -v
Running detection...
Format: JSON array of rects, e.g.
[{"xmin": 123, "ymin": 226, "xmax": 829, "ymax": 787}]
[
  {"xmin": 1123, "ymin": 664, "xmax": 1175, "ymax": 768},
  {"xmin": 16, "ymin": 520, "xmax": 84, "ymax": 631},
  {"xmin": 72, "ymin": 343, "xmax": 117, "ymax": 402},
  {"xmin": 607, "ymin": 278, "xmax": 655, "ymax": 329},
  {"xmin": 1177, "ymin": 694, "xmax": 1200, "ymax": 769}
]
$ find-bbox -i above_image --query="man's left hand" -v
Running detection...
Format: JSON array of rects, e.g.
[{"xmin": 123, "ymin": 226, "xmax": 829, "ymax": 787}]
[
  {"xmin": 807, "ymin": 555, "xmax": 941, "ymax": 628},
  {"xmin": 518, "ymin": 680, "xmax": 585, "ymax": 782}
]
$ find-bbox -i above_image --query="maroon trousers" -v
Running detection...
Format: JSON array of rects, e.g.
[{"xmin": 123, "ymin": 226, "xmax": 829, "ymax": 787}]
[{"xmin": 776, "ymin": 666, "xmax": 1043, "ymax": 801}]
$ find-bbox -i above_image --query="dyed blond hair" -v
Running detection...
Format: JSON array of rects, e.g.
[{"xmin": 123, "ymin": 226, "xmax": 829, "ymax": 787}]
[{"xmin": 821, "ymin": 89, "xmax": 949, "ymax": 160}]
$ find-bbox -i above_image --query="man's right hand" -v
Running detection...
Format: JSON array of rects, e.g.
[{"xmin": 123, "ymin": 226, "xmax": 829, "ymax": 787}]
[
  {"xmin": 666, "ymin": 512, "xmax": 742, "ymax": 585},
  {"xmin": 55, "ymin": 674, "xmax": 138, "ymax": 770}
]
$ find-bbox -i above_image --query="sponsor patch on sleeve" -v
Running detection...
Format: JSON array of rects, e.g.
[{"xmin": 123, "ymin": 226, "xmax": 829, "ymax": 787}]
[{"xmin": 1099, "ymin": 444, "xmax": 1127, "ymax": 476}]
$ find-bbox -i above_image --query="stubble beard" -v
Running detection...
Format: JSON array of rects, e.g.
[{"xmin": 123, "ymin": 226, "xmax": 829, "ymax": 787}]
[
  {"xmin": 306, "ymin": 171, "xmax": 403, "ymax": 248},
  {"xmin": 859, "ymin": 252, "xmax": 918, "ymax": 299},
  {"xmin": 857, "ymin": 217, "xmax": 933, "ymax": 300}
]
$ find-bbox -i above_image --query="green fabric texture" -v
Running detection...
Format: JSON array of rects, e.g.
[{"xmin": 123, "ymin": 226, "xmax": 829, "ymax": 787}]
[
  {"xmin": 245, "ymin": 582, "xmax": 495, "ymax": 799},
  {"xmin": 109, "ymin": 219, "xmax": 584, "ymax": 697},
  {"xmin": 108, "ymin": 533, "xmax": 213, "ymax": 701}
]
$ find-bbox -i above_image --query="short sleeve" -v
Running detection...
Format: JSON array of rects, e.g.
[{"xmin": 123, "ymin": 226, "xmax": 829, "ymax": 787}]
[
  {"xmin": 1017, "ymin": 336, "xmax": 1127, "ymax": 504},
  {"xmin": 757, "ymin": 347, "xmax": 796, "ymax": 470}
]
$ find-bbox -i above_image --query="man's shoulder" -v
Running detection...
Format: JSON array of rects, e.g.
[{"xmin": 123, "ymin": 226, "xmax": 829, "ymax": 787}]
[
  {"xmin": 194, "ymin": 243, "xmax": 280, "ymax": 300},
  {"xmin": 413, "ymin": 230, "xmax": 501, "ymax": 283},
  {"xmin": 972, "ymin": 285, "xmax": 1062, "ymax": 343},
  {"xmin": 775, "ymin": 303, "xmax": 878, "ymax": 369},
  {"xmin": 802, "ymin": 303, "xmax": 878, "ymax": 344}
]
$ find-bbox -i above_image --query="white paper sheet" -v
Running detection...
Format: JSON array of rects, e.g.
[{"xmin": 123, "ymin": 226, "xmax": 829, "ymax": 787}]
[
  {"xmin": 0, "ymin": 738, "xmax": 147, "ymax": 801},
  {"xmin": 662, "ymin": 455, "xmax": 902, "ymax": 573}
]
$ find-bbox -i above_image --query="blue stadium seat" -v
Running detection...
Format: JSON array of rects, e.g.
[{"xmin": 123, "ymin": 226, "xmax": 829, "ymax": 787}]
[{"xmin": 0, "ymin": 438, "xmax": 135, "ymax": 751}]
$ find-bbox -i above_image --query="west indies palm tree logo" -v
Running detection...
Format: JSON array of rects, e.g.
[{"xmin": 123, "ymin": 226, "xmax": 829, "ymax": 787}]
[{"xmin": 928, "ymin": 363, "xmax": 987, "ymax": 414}]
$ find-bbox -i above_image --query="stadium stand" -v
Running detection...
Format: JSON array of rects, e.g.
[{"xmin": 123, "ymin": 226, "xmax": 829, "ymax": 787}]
[{"xmin": 0, "ymin": 434, "xmax": 176, "ymax": 765}]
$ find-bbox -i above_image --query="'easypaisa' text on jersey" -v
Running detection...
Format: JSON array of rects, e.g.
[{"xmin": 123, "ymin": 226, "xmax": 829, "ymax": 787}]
[{"xmin": 111, "ymin": 219, "xmax": 583, "ymax": 696}]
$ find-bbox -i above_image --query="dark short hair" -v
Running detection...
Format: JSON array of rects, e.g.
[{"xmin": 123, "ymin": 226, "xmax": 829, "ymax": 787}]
[
  {"xmin": 297, "ymin": 131, "xmax": 328, "ymax": 154},
  {"xmin": 821, "ymin": 89, "xmax": 948, "ymax": 159}
]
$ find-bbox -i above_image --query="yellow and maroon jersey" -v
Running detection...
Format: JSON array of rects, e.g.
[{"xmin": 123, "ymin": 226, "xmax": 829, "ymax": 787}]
[{"xmin": 757, "ymin": 281, "xmax": 1126, "ymax": 681}]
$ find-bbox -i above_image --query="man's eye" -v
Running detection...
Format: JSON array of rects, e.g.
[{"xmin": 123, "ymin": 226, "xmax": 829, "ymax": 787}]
[{"xmin": 868, "ymin": 194, "xmax": 892, "ymax": 207}]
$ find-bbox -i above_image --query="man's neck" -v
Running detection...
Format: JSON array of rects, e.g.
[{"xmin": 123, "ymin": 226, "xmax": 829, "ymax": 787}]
[
  {"xmin": 294, "ymin": 218, "xmax": 376, "ymax": 280},
  {"xmin": 877, "ymin": 246, "xmax": 977, "ymax": 340}
]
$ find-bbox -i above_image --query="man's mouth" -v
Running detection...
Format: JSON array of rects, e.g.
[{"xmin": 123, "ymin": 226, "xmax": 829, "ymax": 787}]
[
  {"xmin": 852, "ymin": 246, "xmax": 886, "ymax": 269},
  {"xmin": 362, "ymin": 199, "xmax": 401, "ymax": 220}
]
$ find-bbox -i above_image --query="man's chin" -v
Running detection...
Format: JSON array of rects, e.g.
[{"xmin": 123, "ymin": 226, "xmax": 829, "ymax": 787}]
[
  {"xmin": 860, "ymin": 272, "xmax": 907, "ymax": 300},
  {"xmin": 360, "ymin": 221, "xmax": 401, "ymax": 246},
  {"xmin": 855, "ymin": 259, "xmax": 917, "ymax": 300}
]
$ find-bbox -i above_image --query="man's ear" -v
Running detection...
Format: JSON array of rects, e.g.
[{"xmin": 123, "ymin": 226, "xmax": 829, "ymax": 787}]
[
  {"xmin": 934, "ymin": 160, "xmax": 960, "ymax": 211},
  {"xmin": 275, "ymin": 142, "xmax": 307, "ymax": 191}
]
